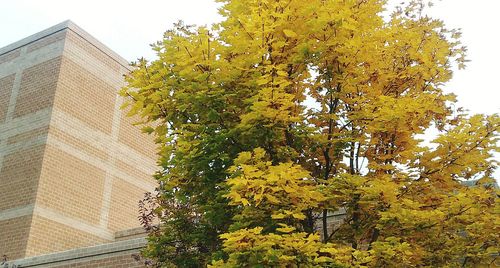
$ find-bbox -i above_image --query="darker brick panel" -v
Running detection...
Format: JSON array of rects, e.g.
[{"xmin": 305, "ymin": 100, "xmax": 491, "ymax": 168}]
[
  {"xmin": 0, "ymin": 74, "xmax": 15, "ymax": 123},
  {"xmin": 14, "ymin": 57, "xmax": 62, "ymax": 118}
]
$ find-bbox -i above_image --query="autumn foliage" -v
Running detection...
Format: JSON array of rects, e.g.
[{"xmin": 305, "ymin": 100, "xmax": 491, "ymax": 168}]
[{"xmin": 122, "ymin": 0, "xmax": 499, "ymax": 267}]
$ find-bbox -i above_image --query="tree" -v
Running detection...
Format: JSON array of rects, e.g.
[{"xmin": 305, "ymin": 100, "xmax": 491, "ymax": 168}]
[{"xmin": 121, "ymin": 0, "xmax": 499, "ymax": 267}]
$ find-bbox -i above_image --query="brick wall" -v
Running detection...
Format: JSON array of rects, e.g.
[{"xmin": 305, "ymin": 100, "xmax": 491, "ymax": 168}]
[
  {"xmin": 0, "ymin": 74, "xmax": 15, "ymax": 122},
  {"xmin": 0, "ymin": 215, "xmax": 32, "ymax": 259},
  {"xmin": 14, "ymin": 56, "xmax": 62, "ymax": 118},
  {"xmin": 0, "ymin": 21, "xmax": 157, "ymax": 260}
]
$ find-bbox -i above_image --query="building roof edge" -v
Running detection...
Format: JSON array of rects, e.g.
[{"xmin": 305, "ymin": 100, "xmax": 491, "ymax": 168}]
[{"xmin": 0, "ymin": 20, "xmax": 131, "ymax": 70}]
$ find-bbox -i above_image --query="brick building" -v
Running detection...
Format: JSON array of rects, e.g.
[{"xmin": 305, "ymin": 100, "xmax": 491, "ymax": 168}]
[{"xmin": 0, "ymin": 21, "xmax": 156, "ymax": 267}]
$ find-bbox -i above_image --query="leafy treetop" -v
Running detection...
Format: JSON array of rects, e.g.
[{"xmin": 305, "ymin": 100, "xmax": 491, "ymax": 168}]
[{"xmin": 122, "ymin": 0, "xmax": 499, "ymax": 267}]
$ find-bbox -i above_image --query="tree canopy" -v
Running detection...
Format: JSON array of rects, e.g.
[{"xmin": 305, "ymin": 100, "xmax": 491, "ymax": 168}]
[{"xmin": 121, "ymin": 0, "xmax": 499, "ymax": 267}]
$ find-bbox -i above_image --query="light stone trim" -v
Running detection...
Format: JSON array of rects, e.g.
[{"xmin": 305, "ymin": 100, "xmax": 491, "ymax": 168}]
[
  {"xmin": 0, "ymin": 105, "xmax": 156, "ymax": 177},
  {"xmin": 0, "ymin": 40, "xmax": 62, "ymax": 172},
  {"xmin": 62, "ymin": 36, "xmax": 125, "ymax": 86},
  {"xmin": 0, "ymin": 46, "xmax": 28, "ymax": 177},
  {"xmin": 0, "ymin": 204, "xmax": 34, "ymax": 221},
  {"xmin": 4, "ymin": 46, "xmax": 26, "ymax": 121},
  {"xmin": 0, "ymin": 206, "xmax": 119, "ymax": 244},
  {"xmin": 0, "ymin": 47, "xmax": 23, "ymax": 173},
  {"xmin": 45, "ymin": 136, "xmax": 155, "ymax": 192},
  {"xmin": 50, "ymin": 109, "xmax": 156, "ymax": 175},
  {"xmin": 0, "ymin": 107, "xmax": 155, "ymax": 190},
  {"xmin": 64, "ymin": 22, "xmax": 130, "ymax": 69},
  {"xmin": 0, "ymin": 107, "xmax": 52, "ymax": 137},
  {"xmin": 0, "ymin": 20, "xmax": 129, "ymax": 69},
  {"xmin": 99, "ymin": 94, "xmax": 124, "ymax": 228},
  {"xmin": 0, "ymin": 107, "xmax": 51, "ymax": 172},
  {"xmin": 33, "ymin": 205, "xmax": 114, "ymax": 241},
  {"xmin": 115, "ymin": 226, "xmax": 146, "ymax": 239},
  {"xmin": 0, "ymin": 40, "xmax": 65, "ymax": 78},
  {"xmin": 99, "ymin": 173, "xmax": 115, "ymax": 228},
  {"xmin": 8, "ymin": 237, "xmax": 146, "ymax": 267},
  {"xmin": 0, "ymin": 134, "xmax": 48, "ymax": 155}
]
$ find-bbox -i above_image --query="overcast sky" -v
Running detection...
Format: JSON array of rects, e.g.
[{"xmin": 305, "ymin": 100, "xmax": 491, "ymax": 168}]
[
  {"xmin": 2, "ymin": 0, "xmax": 498, "ymax": 115},
  {"xmin": 1, "ymin": 1, "xmax": 499, "ymax": 178}
]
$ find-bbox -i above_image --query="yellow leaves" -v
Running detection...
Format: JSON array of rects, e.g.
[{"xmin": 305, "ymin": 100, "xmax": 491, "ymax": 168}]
[
  {"xmin": 418, "ymin": 114, "xmax": 500, "ymax": 182},
  {"xmin": 218, "ymin": 227, "xmax": 264, "ymax": 252},
  {"xmin": 240, "ymin": 198, "xmax": 250, "ymax": 206},
  {"xmin": 292, "ymin": 212, "xmax": 306, "ymax": 220},
  {"xmin": 316, "ymin": 244, "xmax": 359, "ymax": 266},
  {"xmin": 370, "ymin": 237, "xmax": 416, "ymax": 264},
  {"xmin": 218, "ymin": 228, "xmax": 334, "ymax": 267},
  {"xmin": 282, "ymin": 184, "xmax": 296, "ymax": 193},
  {"xmin": 256, "ymin": 77, "xmax": 269, "ymax": 85},
  {"xmin": 379, "ymin": 202, "xmax": 446, "ymax": 230},
  {"xmin": 226, "ymin": 148, "xmax": 325, "ymax": 219},
  {"xmin": 370, "ymin": 179, "xmax": 499, "ymax": 266},
  {"xmin": 314, "ymin": 256, "xmax": 334, "ymax": 263},
  {"xmin": 271, "ymin": 210, "xmax": 306, "ymax": 220},
  {"xmin": 234, "ymin": 151, "xmax": 253, "ymax": 164},
  {"xmin": 264, "ymin": 194, "xmax": 280, "ymax": 204},
  {"xmin": 283, "ymin": 29, "xmax": 297, "ymax": 38},
  {"xmin": 239, "ymin": 86, "xmax": 300, "ymax": 129},
  {"xmin": 276, "ymin": 223, "xmax": 295, "ymax": 233},
  {"xmin": 362, "ymin": 175, "xmax": 399, "ymax": 204},
  {"xmin": 270, "ymin": 213, "xmax": 286, "ymax": 220},
  {"xmin": 250, "ymin": 226, "xmax": 264, "ymax": 235},
  {"xmin": 225, "ymin": 191, "xmax": 242, "ymax": 203},
  {"xmin": 118, "ymin": 0, "xmax": 500, "ymax": 266},
  {"xmin": 276, "ymin": 70, "xmax": 288, "ymax": 77}
]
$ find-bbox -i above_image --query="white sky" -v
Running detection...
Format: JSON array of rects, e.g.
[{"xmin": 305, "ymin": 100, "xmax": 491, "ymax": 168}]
[
  {"xmin": 1, "ymin": 0, "xmax": 498, "ymax": 114},
  {"xmin": 1, "ymin": 0, "xmax": 499, "ymax": 177}
]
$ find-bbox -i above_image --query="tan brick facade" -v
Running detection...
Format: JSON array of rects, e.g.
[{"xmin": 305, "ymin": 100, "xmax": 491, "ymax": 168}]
[
  {"xmin": 0, "ymin": 74, "xmax": 15, "ymax": 122},
  {"xmin": 0, "ymin": 21, "xmax": 156, "ymax": 264}
]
